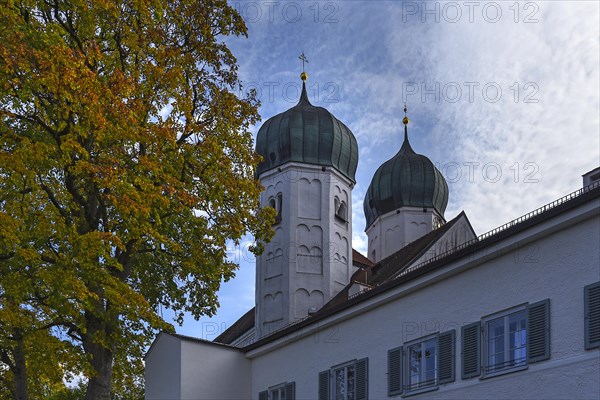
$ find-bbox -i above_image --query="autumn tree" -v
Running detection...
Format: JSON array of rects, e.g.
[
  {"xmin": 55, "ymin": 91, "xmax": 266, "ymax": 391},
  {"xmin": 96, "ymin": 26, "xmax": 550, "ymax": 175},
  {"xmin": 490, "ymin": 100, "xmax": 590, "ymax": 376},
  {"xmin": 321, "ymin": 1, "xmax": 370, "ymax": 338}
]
[{"xmin": 0, "ymin": 0, "xmax": 273, "ymax": 399}]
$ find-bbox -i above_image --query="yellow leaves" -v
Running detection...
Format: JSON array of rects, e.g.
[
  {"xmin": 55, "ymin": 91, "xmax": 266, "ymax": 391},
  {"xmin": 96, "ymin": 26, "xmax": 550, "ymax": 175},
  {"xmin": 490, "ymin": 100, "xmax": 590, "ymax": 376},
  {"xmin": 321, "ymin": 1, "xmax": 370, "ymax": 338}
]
[{"xmin": 0, "ymin": 0, "xmax": 275, "ymax": 396}]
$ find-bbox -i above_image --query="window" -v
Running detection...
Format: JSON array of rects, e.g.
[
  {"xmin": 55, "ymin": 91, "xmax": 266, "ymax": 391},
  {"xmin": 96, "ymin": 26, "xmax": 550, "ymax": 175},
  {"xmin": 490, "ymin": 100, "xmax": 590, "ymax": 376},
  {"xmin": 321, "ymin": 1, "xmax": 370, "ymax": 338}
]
[
  {"xmin": 258, "ymin": 382, "xmax": 295, "ymax": 400},
  {"xmin": 461, "ymin": 299, "xmax": 550, "ymax": 380},
  {"xmin": 318, "ymin": 358, "xmax": 368, "ymax": 400},
  {"xmin": 333, "ymin": 363, "xmax": 355, "ymax": 399},
  {"xmin": 483, "ymin": 307, "xmax": 527, "ymax": 375},
  {"xmin": 406, "ymin": 335, "xmax": 437, "ymax": 391},
  {"xmin": 387, "ymin": 331, "xmax": 455, "ymax": 397},
  {"xmin": 584, "ymin": 281, "xmax": 600, "ymax": 350},
  {"xmin": 267, "ymin": 193, "xmax": 283, "ymax": 224},
  {"xmin": 276, "ymin": 193, "xmax": 283, "ymax": 222},
  {"xmin": 334, "ymin": 196, "xmax": 348, "ymax": 223}
]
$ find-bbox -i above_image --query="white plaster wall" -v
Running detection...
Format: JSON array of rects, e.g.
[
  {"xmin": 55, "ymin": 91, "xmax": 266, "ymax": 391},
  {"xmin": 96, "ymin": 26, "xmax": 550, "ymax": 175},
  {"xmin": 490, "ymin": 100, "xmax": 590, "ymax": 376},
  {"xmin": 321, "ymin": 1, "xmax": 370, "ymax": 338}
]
[
  {"xmin": 145, "ymin": 333, "xmax": 181, "ymax": 400},
  {"xmin": 256, "ymin": 163, "xmax": 353, "ymax": 338},
  {"xmin": 250, "ymin": 205, "xmax": 600, "ymax": 399},
  {"xmin": 366, "ymin": 207, "xmax": 443, "ymax": 262},
  {"xmin": 179, "ymin": 341, "xmax": 251, "ymax": 399}
]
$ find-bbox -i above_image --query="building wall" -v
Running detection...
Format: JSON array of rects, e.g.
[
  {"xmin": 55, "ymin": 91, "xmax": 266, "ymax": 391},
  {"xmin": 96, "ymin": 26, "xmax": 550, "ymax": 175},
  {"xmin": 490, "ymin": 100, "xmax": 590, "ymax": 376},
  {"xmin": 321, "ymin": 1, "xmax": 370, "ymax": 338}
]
[
  {"xmin": 366, "ymin": 206, "xmax": 444, "ymax": 262},
  {"xmin": 249, "ymin": 205, "xmax": 600, "ymax": 399},
  {"xmin": 256, "ymin": 163, "xmax": 353, "ymax": 338},
  {"xmin": 145, "ymin": 333, "xmax": 182, "ymax": 400},
  {"xmin": 179, "ymin": 341, "xmax": 251, "ymax": 400}
]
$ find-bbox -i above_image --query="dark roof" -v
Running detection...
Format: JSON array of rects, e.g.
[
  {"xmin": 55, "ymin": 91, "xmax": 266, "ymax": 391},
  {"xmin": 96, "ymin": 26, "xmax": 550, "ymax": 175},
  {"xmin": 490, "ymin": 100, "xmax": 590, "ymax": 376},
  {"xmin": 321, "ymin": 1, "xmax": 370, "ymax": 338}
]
[
  {"xmin": 321, "ymin": 213, "xmax": 464, "ymax": 311},
  {"xmin": 255, "ymin": 81, "xmax": 359, "ymax": 182},
  {"xmin": 363, "ymin": 128, "xmax": 449, "ymax": 230},
  {"xmin": 242, "ymin": 182, "xmax": 600, "ymax": 352},
  {"xmin": 214, "ymin": 307, "xmax": 255, "ymax": 345},
  {"xmin": 352, "ymin": 248, "xmax": 374, "ymax": 268}
]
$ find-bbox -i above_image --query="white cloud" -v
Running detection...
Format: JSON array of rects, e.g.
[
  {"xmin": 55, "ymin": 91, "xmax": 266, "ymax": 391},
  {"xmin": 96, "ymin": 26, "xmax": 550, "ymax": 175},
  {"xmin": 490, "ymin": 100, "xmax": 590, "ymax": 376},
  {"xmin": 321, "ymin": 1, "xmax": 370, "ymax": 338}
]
[{"xmin": 182, "ymin": 0, "xmax": 599, "ymax": 333}]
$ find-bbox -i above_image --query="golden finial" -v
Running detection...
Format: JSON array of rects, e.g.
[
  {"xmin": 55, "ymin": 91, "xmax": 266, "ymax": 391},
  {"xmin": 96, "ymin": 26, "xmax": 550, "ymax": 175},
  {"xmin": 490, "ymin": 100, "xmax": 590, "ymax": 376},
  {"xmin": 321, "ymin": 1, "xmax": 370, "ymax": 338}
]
[
  {"xmin": 299, "ymin": 52, "xmax": 309, "ymax": 81},
  {"xmin": 402, "ymin": 103, "xmax": 409, "ymax": 125}
]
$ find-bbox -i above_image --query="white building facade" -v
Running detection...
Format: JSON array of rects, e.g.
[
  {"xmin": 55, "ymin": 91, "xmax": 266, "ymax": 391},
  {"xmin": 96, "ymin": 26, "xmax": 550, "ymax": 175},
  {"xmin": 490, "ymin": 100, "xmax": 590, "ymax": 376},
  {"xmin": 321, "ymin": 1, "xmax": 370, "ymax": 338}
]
[{"xmin": 145, "ymin": 75, "xmax": 600, "ymax": 400}]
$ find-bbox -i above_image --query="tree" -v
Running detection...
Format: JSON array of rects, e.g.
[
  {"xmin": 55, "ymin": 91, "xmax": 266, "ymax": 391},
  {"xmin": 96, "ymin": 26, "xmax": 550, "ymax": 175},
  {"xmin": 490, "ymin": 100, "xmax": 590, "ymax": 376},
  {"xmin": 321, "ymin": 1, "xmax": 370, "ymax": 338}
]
[{"xmin": 0, "ymin": 0, "xmax": 274, "ymax": 399}]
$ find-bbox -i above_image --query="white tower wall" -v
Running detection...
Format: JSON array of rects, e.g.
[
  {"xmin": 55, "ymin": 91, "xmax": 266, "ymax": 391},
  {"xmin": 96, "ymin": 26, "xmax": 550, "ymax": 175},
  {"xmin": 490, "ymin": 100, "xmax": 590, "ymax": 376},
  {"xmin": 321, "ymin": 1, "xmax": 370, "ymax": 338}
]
[
  {"xmin": 366, "ymin": 207, "xmax": 444, "ymax": 263},
  {"xmin": 256, "ymin": 163, "xmax": 353, "ymax": 338}
]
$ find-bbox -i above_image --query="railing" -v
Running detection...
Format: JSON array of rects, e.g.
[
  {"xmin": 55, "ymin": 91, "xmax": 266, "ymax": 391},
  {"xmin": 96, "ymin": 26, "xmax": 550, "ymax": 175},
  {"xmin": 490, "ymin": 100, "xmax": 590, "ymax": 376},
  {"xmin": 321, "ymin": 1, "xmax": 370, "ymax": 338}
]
[
  {"xmin": 387, "ymin": 181, "xmax": 599, "ymax": 284},
  {"xmin": 252, "ymin": 181, "xmax": 600, "ymax": 344}
]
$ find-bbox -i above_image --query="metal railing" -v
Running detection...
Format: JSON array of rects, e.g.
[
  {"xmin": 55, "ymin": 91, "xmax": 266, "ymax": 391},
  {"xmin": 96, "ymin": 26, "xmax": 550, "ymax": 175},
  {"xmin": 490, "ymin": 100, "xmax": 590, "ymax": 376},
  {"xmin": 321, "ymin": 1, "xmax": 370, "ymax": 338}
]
[
  {"xmin": 250, "ymin": 181, "xmax": 600, "ymax": 344},
  {"xmin": 388, "ymin": 181, "xmax": 599, "ymax": 285}
]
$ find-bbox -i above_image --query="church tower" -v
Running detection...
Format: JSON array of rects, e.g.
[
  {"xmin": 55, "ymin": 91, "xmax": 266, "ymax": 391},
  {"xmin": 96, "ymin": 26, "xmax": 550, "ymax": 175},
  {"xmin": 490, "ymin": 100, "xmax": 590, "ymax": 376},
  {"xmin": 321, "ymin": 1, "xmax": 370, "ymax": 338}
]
[
  {"xmin": 254, "ymin": 68, "xmax": 359, "ymax": 338},
  {"xmin": 363, "ymin": 107, "xmax": 449, "ymax": 262}
]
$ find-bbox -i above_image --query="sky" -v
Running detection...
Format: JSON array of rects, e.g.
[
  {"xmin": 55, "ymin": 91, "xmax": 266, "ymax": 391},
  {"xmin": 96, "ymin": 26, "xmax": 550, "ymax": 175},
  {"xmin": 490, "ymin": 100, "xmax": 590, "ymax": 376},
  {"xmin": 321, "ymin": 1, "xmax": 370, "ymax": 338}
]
[{"xmin": 169, "ymin": 0, "xmax": 600, "ymax": 340}]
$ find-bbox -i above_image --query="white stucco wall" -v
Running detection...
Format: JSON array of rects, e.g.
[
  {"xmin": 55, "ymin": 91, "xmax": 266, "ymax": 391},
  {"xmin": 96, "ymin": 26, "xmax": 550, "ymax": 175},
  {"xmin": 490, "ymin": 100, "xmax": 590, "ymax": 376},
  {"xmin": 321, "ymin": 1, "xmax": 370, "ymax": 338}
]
[
  {"xmin": 256, "ymin": 162, "xmax": 354, "ymax": 338},
  {"xmin": 145, "ymin": 333, "xmax": 182, "ymax": 400},
  {"xmin": 179, "ymin": 340, "xmax": 251, "ymax": 399},
  {"xmin": 248, "ymin": 200, "xmax": 600, "ymax": 399},
  {"xmin": 145, "ymin": 334, "xmax": 251, "ymax": 400},
  {"xmin": 366, "ymin": 206, "xmax": 444, "ymax": 263}
]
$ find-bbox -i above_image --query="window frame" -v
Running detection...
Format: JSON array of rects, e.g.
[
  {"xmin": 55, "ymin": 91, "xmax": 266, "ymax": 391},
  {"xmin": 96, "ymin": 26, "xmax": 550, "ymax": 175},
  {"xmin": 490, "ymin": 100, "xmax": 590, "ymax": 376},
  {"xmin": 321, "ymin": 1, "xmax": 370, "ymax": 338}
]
[
  {"xmin": 402, "ymin": 333, "xmax": 439, "ymax": 396},
  {"xmin": 331, "ymin": 360, "xmax": 356, "ymax": 400},
  {"xmin": 320, "ymin": 358, "xmax": 368, "ymax": 400},
  {"xmin": 481, "ymin": 304, "xmax": 529, "ymax": 378},
  {"xmin": 268, "ymin": 383, "xmax": 287, "ymax": 400},
  {"xmin": 261, "ymin": 381, "xmax": 295, "ymax": 400}
]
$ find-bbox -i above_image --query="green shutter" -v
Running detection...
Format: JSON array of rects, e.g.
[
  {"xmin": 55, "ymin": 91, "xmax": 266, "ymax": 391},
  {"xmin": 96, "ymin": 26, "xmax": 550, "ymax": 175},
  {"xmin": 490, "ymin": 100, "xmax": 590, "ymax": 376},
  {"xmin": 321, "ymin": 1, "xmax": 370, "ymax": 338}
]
[
  {"xmin": 461, "ymin": 322, "xmax": 481, "ymax": 379},
  {"xmin": 585, "ymin": 282, "xmax": 600, "ymax": 350},
  {"xmin": 387, "ymin": 346, "xmax": 403, "ymax": 396},
  {"xmin": 258, "ymin": 390, "xmax": 268, "ymax": 400},
  {"xmin": 318, "ymin": 370, "xmax": 329, "ymax": 400},
  {"xmin": 438, "ymin": 329, "xmax": 456, "ymax": 384},
  {"xmin": 528, "ymin": 299, "xmax": 550, "ymax": 362},
  {"xmin": 285, "ymin": 382, "xmax": 295, "ymax": 400},
  {"xmin": 355, "ymin": 358, "xmax": 368, "ymax": 400}
]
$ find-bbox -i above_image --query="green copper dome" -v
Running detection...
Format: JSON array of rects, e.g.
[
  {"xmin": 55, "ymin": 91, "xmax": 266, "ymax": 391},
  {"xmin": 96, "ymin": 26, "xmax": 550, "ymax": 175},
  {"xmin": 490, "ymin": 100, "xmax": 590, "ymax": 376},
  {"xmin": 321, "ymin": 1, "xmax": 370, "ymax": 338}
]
[
  {"xmin": 255, "ymin": 82, "xmax": 358, "ymax": 182},
  {"xmin": 363, "ymin": 129, "xmax": 449, "ymax": 230}
]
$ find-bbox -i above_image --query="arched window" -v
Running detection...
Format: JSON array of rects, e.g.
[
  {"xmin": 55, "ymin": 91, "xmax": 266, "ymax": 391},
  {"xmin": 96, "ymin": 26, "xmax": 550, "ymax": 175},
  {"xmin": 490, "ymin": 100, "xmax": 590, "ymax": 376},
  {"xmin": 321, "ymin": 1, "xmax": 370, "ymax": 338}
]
[
  {"xmin": 268, "ymin": 196, "xmax": 281, "ymax": 225},
  {"xmin": 276, "ymin": 193, "xmax": 283, "ymax": 222},
  {"xmin": 335, "ymin": 198, "xmax": 347, "ymax": 222}
]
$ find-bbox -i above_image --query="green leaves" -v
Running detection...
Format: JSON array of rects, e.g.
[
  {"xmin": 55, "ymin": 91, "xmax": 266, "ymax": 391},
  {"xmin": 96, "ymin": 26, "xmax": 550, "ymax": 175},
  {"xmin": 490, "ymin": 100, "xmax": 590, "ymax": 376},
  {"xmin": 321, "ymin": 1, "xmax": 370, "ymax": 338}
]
[{"xmin": 0, "ymin": 0, "xmax": 272, "ymax": 398}]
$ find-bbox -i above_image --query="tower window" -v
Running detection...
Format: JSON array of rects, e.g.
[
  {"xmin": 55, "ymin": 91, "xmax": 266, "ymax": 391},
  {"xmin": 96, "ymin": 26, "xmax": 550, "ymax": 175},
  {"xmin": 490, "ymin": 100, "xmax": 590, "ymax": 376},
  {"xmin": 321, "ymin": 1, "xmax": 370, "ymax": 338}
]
[
  {"xmin": 334, "ymin": 197, "xmax": 347, "ymax": 222},
  {"xmin": 268, "ymin": 194, "xmax": 283, "ymax": 225},
  {"xmin": 276, "ymin": 193, "xmax": 283, "ymax": 222}
]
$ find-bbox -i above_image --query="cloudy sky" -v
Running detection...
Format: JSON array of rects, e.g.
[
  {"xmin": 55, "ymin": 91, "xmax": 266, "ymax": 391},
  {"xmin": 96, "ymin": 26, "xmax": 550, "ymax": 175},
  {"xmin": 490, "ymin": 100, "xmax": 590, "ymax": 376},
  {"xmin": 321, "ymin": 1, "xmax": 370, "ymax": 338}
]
[{"xmin": 172, "ymin": 0, "xmax": 599, "ymax": 339}]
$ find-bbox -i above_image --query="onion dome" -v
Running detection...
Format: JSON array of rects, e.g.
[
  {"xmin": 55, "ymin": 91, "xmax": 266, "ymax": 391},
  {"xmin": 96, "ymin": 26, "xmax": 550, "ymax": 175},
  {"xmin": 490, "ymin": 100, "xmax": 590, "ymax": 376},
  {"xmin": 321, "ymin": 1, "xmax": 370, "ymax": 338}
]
[
  {"xmin": 255, "ymin": 74, "xmax": 358, "ymax": 182},
  {"xmin": 363, "ymin": 111, "xmax": 449, "ymax": 230}
]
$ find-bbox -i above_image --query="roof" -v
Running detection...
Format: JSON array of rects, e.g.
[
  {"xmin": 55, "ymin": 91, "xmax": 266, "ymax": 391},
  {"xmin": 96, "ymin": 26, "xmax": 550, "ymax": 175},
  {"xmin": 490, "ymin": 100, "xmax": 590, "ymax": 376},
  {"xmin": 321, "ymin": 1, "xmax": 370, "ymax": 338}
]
[
  {"xmin": 321, "ymin": 212, "xmax": 465, "ymax": 311},
  {"xmin": 214, "ymin": 248, "xmax": 374, "ymax": 345},
  {"xmin": 214, "ymin": 307, "xmax": 255, "ymax": 344},
  {"xmin": 352, "ymin": 248, "xmax": 374, "ymax": 268},
  {"xmin": 255, "ymin": 80, "xmax": 359, "ymax": 182},
  {"xmin": 145, "ymin": 331, "xmax": 242, "ymax": 359},
  {"xmin": 242, "ymin": 181, "xmax": 600, "ymax": 351},
  {"xmin": 363, "ymin": 129, "xmax": 449, "ymax": 230}
]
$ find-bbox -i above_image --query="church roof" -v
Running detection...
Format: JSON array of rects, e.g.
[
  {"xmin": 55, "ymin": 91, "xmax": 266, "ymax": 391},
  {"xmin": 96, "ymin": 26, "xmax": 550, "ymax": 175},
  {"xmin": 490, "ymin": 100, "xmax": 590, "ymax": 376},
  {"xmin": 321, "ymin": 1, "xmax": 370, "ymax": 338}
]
[
  {"xmin": 363, "ymin": 128, "xmax": 449, "ymax": 230},
  {"xmin": 255, "ymin": 80, "xmax": 359, "ymax": 182},
  {"xmin": 214, "ymin": 307, "xmax": 255, "ymax": 345},
  {"xmin": 321, "ymin": 212, "xmax": 465, "ymax": 312}
]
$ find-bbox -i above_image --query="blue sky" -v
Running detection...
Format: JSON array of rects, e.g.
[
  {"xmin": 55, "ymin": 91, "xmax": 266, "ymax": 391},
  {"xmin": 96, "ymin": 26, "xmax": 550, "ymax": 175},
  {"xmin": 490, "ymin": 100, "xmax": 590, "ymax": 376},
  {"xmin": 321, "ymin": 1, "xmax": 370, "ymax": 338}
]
[{"xmin": 170, "ymin": 1, "xmax": 599, "ymax": 340}]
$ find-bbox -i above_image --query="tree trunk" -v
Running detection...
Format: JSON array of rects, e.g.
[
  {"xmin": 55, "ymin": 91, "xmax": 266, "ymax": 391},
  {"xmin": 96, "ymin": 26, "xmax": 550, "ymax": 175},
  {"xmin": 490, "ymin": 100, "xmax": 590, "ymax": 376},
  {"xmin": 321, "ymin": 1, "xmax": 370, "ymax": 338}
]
[
  {"xmin": 83, "ymin": 319, "xmax": 114, "ymax": 400},
  {"xmin": 13, "ymin": 330, "xmax": 29, "ymax": 400}
]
